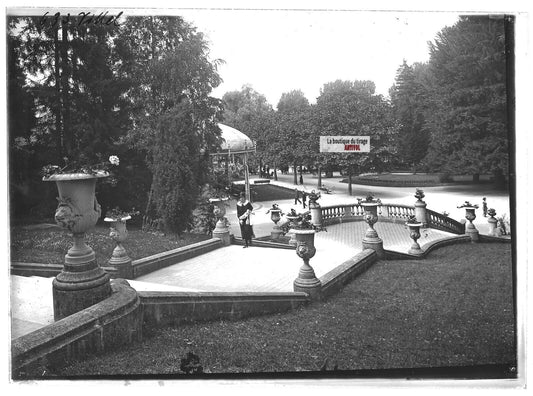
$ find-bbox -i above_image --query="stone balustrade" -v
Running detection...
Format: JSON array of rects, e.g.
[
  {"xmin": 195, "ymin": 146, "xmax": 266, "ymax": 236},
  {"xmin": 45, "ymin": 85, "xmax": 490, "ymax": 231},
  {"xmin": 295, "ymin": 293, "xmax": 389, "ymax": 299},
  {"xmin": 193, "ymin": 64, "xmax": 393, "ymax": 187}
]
[{"xmin": 320, "ymin": 203, "xmax": 465, "ymax": 235}]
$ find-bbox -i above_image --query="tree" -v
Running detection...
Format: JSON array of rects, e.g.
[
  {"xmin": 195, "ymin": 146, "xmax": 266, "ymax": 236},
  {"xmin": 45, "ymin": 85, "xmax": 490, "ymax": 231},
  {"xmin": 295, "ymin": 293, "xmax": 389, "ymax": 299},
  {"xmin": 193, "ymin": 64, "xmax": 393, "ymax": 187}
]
[
  {"xmin": 120, "ymin": 16, "xmax": 223, "ymax": 234},
  {"xmin": 7, "ymin": 15, "xmax": 131, "ymax": 216},
  {"xmin": 313, "ymin": 80, "xmax": 398, "ymax": 194},
  {"xmin": 423, "ymin": 16, "xmax": 509, "ymax": 183},
  {"xmin": 389, "ymin": 60, "xmax": 430, "ymax": 171}
]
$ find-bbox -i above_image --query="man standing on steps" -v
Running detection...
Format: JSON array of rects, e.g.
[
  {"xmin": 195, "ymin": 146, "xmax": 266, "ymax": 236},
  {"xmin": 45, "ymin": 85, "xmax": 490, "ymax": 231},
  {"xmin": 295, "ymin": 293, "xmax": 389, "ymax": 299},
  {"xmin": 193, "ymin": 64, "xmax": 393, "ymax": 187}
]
[{"xmin": 302, "ymin": 191, "xmax": 307, "ymax": 209}]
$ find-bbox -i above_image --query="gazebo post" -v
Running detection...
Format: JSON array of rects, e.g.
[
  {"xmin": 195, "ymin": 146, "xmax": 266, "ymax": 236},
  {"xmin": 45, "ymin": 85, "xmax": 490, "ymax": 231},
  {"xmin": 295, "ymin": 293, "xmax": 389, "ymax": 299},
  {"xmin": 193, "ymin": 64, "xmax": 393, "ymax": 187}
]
[{"xmin": 244, "ymin": 150, "xmax": 251, "ymax": 203}]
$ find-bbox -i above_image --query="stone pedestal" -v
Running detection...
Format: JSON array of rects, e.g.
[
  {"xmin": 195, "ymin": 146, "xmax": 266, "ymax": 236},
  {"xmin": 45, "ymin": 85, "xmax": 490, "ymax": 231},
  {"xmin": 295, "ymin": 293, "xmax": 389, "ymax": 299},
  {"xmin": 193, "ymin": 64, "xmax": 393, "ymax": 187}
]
[
  {"xmin": 310, "ymin": 203, "xmax": 322, "ymax": 228},
  {"xmin": 487, "ymin": 216, "xmax": 498, "ymax": 237},
  {"xmin": 44, "ymin": 172, "xmax": 112, "ymax": 321},
  {"xmin": 293, "ymin": 230, "xmax": 322, "ymax": 301},
  {"xmin": 361, "ymin": 202, "xmax": 385, "ymax": 259},
  {"xmin": 414, "ymin": 200, "xmax": 428, "ymax": 227}
]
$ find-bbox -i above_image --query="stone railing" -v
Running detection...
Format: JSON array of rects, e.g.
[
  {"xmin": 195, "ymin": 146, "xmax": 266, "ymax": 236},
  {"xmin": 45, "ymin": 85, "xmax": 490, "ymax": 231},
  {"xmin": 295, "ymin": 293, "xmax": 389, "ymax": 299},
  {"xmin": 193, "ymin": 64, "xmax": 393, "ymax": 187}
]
[
  {"xmin": 321, "ymin": 203, "xmax": 414, "ymax": 225},
  {"xmin": 321, "ymin": 203, "xmax": 365, "ymax": 225},
  {"xmin": 320, "ymin": 203, "xmax": 465, "ymax": 235},
  {"xmin": 426, "ymin": 209, "xmax": 465, "ymax": 235},
  {"xmin": 380, "ymin": 204, "xmax": 415, "ymax": 221}
]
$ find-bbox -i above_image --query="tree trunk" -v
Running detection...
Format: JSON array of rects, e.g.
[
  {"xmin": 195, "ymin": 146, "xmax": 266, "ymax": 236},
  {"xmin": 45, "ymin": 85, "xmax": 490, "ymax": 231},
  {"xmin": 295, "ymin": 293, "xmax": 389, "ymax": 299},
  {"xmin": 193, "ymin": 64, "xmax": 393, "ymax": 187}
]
[
  {"xmin": 273, "ymin": 162, "xmax": 278, "ymax": 181},
  {"xmin": 317, "ymin": 165, "xmax": 322, "ymax": 188},
  {"xmin": 53, "ymin": 25, "xmax": 63, "ymax": 161},
  {"xmin": 348, "ymin": 172, "xmax": 353, "ymax": 196},
  {"xmin": 473, "ymin": 173, "xmax": 480, "ymax": 183},
  {"xmin": 61, "ymin": 21, "xmax": 71, "ymax": 156},
  {"xmin": 293, "ymin": 161, "xmax": 298, "ymax": 185}
]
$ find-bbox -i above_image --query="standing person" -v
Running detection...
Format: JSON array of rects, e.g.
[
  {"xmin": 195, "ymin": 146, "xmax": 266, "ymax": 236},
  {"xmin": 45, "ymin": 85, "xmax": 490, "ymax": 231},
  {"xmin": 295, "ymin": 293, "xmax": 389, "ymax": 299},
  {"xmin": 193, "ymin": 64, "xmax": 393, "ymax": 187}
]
[
  {"xmin": 482, "ymin": 197, "xmax": 488, "ymax": 217},
  {"xmin": 299, "ymin": 173, "xmax": 304, "ymax": 185},
  {"xmin": 302, "ymin": 191, "xmax": 307, "ymax": 209},
  {"xmin": 294, "ymin": 188, "xmax": 302, "ymax": 205},
  {"xmin": 237, "ymin": 192, "xmax": 253, "ymax": 248}
]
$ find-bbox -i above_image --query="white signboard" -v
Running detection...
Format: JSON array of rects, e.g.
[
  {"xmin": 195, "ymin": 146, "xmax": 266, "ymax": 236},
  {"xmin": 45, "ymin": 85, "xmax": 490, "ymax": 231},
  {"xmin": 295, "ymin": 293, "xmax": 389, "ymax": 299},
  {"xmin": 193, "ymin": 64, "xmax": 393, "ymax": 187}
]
[{"xmin": 319, "ymin": 136, "xmax": 370, "ymax": 153}]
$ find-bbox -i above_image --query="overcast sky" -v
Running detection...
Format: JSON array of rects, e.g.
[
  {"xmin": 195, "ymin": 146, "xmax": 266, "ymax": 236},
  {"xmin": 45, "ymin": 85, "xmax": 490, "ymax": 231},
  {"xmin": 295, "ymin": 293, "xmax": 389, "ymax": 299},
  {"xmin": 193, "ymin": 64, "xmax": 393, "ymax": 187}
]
[{"xmin": 176, "ymin": 9, "xmax": 460, "ymax": 106}]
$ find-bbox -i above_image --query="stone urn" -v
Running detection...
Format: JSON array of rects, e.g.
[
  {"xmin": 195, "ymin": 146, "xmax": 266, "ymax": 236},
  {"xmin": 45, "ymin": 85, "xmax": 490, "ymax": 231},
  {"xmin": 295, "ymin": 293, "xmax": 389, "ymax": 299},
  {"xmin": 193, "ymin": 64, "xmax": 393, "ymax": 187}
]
[
  {"xmin": 43, "ymin": 171, "xmax": 112, "ymax": 320},
  {"xmin": 360, "ymin": 199, "xmax": 385, "ymax": 259},
  {"xmin": 487, "ymin": 208, "xmax": 498, "ymax": 237},
  {"xmin": 458, "ymin": 201, "xmax": 479, "ymax": 242},
  {"xmin": 293, "ymin": 229, "xmax": 322, "ymax": 300},
  {"xmin": 406, "ymin": 220, "xmax": 424, "ymax": 255},
  {"xmin": 104, "ymin": 215, "xmax": 133, "ymax": 279},
  {"xmin": 269, "ymin": 208, "xmax": 283, "ymax": 240},
  {"xmin": 209, "ymin": 197, "xmax": 230, "ymax": 246}
]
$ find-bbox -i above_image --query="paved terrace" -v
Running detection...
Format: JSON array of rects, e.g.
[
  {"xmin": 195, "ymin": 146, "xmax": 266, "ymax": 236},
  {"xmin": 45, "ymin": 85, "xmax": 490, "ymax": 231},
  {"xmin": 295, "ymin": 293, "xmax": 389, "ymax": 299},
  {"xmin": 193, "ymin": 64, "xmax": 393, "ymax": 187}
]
[{"xmin": 13, "ymin": 174, "xmax": 501, "ymax": 339}]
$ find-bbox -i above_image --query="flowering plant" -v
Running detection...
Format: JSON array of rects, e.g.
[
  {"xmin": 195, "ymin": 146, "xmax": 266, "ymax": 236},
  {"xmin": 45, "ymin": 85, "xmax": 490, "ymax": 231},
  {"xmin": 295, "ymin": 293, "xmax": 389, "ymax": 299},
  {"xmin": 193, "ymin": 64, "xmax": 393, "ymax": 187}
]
[
  {"xmin": 457, "ymin": 201, "xmax": 479, "ymax": 209},
  {"xmin": 414, "ymin": 188, "xmax": 425, "ymax": 200},
  {"xmin": 42, "ymin": 154, "xmax": 120, "ymax": 178},
  {"xmin": 357, "ymin": 194, "xmax": 382, "ymax": 205},
  {"xmin": 104, "ymin": 207, "xmax": 140, "ymax": 221},
  {"xmin": 266, "ymin": 203, "xmax": 283, "ymax": 214},
  {"xmin": 406, "ymin": 215, "xmax": 421, "ymax": 225}
]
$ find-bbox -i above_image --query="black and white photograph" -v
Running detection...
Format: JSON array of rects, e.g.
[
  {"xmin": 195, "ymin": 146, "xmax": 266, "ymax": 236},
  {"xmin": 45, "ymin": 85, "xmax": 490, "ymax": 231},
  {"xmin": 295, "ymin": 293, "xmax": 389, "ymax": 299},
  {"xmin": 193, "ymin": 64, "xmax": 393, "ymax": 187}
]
[{"xmin": 4, "ymin": 0, "xmax": 530, "ymax": 390}]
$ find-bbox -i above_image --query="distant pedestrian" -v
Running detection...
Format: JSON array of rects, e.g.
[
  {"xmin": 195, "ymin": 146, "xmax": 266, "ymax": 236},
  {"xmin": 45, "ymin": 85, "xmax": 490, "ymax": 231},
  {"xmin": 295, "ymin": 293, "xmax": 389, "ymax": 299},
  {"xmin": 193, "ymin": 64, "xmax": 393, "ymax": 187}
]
[
  {"xmin": 294, "ymin": 189, "xmax": 302, "ymax": 205},
  {"xmin": 302, "ymin": 191, "xmax": 307, "ymax": 209},
  {"xmin": 482, "ymin": 197, "xmax": 488, "ymax": 217},
  {"xmin": 299, "ymin": 173, "xmax": 303, "ymax": 185}
]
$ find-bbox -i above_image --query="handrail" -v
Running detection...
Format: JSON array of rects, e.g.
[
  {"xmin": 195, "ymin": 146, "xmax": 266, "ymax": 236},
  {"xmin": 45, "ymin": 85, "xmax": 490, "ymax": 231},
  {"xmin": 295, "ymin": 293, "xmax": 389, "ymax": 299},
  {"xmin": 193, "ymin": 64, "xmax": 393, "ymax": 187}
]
[{"xmin": 426, "ymin": 208, "xmax": 465, "ymax": 235}]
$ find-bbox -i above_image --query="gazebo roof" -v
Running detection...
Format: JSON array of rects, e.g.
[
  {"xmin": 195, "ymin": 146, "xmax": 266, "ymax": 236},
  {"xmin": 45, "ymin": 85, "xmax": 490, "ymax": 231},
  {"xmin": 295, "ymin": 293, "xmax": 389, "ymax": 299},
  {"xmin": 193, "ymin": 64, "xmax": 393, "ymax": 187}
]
[{"xmin": 215, "ymin": 123, "xmax": 255, "ymax": 155}]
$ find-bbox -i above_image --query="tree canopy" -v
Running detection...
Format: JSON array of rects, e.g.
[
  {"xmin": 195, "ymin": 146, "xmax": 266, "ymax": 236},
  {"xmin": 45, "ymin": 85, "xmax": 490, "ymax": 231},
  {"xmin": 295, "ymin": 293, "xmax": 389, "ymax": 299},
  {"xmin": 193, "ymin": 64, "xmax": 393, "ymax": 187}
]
[{"xmin": 423, "ymin": 15, "xmax": 509, "ymax": 179}]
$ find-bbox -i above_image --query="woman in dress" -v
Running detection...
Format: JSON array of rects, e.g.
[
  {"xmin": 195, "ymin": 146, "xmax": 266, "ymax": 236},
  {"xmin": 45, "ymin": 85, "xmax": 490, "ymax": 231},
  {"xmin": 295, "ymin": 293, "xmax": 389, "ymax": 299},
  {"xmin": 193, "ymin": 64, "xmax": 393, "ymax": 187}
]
[{"xmin": 237, "ymin": 192, "xmax": 253, "ymax": 248}]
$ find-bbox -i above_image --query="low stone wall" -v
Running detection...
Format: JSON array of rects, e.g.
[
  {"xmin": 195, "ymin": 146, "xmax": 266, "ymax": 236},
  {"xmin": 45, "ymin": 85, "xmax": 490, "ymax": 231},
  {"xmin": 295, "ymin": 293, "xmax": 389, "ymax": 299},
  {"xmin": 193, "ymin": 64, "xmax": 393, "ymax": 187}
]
[
  {"xmin": 320, "ymin": 250, "xmax": 377, "ymax": 299},
  {"xmin": 139, "ymin": 291, "xmax": 309, "ymax": 327},
  {"xmin": 132, "ymin": 238, "xmax": 223, "ymax": 278},
  {"xmin": 12, "ymin": 279, "xmax": 142, "ymax": 378}
]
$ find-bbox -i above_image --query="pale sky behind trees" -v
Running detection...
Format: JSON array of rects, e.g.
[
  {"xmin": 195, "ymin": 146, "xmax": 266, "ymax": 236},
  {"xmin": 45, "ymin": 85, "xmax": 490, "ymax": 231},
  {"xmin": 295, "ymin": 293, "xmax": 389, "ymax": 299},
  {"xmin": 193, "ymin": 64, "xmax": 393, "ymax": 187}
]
[{"xmin": 176, "ymin": 9, "xmax": 460, "ymax": 106}]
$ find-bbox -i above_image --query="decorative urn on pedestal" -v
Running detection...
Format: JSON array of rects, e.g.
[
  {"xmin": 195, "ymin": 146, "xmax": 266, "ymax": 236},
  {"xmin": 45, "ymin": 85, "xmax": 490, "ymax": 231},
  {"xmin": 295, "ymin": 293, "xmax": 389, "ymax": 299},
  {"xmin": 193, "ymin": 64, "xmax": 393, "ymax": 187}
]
[
  {"xmin": 308, "ymin": 190, "xmax": 323, "ymax": 227},
  {"xmin": 42, "ymin": 155, "xmax": 120, "ymax": 320},
  {"xmin": 458, "ymin": 201, "xmax": 479, "ymax": 242},
  {"xmin": 405, "ymin": 215, "xmax": 423, "ymax": 255},
  {"xmin": 414, "ymin": 188, "xmax": 428, "ymax": 227},
  {"xmin": 266, "ymin": 204, "xmax": 283, "ymax": 240},
  {"xmin": 44, "ymin": 171, "xmax": 112, "ymax": 320},
  {"xmin": 359, "ymin": 195, "xmax": 385, "ymax": 259},
  {"xmin": 104, "ymin": 208, "xmax": 138, "ymax": 279},
  {"xmin": 291, "ymin": 213, "xmax": 322, "ymax": 301},
  {"xmin": 209, "ymin": 196, "xmax": 231, "ymax": 246},
  {"xmin": 487, "ymin": 208, "xmax": 498, "ymax": 237}
]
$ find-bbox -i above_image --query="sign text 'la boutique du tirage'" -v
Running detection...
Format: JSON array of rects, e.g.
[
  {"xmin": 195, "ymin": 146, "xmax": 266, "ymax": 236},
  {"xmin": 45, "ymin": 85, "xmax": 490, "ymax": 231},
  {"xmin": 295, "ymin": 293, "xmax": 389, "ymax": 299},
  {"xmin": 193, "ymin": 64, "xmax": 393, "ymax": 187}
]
[{"xmin": 319, "ymin": 136, "xmax": 370, "ymax": 153}]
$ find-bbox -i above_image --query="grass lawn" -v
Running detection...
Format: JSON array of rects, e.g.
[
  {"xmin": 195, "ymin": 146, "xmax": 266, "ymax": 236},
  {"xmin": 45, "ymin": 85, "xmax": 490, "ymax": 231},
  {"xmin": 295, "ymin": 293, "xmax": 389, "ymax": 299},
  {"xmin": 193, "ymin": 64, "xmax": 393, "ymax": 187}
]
[
  {"xmin": 52, "ymin": 243, "xmax": 515, "ymax": 378},
  {"xmin": 9, "ymin": 224, "xmax": 210, "ymax": 265}
]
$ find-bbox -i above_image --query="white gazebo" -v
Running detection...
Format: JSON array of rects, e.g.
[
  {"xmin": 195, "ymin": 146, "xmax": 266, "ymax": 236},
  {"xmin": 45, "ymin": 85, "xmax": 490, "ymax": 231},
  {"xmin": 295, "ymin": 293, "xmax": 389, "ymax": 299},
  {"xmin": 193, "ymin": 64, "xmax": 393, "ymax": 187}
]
[{"xmin": 211, "ymin": 123, "xmax": 255, "ymax": 201}]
